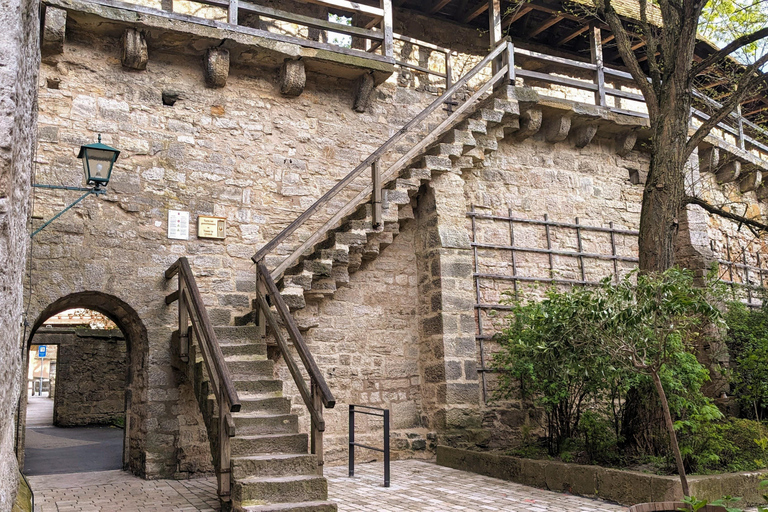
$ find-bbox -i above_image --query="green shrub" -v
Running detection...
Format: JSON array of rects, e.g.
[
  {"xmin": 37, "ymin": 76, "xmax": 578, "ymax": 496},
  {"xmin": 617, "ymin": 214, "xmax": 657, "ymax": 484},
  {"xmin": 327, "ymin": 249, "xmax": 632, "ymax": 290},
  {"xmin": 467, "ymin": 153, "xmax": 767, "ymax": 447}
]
[{"xmin": 725, "ymin": 302, "xmax": 768, "ymax": 420}]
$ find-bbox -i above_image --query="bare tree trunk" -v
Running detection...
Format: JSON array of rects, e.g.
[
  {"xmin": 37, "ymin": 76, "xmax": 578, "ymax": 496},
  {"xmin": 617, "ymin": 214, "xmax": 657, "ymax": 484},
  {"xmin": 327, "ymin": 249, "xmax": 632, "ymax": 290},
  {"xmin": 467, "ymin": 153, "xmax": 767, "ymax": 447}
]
[{"xmin": 650, "ymin": 368, "xmax": 690, "ymax": 496}]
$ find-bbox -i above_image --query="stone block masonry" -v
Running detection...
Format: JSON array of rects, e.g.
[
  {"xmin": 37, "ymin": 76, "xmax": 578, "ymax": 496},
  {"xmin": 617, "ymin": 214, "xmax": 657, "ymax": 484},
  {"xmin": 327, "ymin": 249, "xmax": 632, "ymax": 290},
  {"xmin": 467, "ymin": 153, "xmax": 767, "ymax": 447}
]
[
  {"xmin": 0, "ymin": 0, "xmax": 38, "ymax": 507},
  {"xmin": 30, "ymin": 329, "xmax": 128, "ymax": 427}
]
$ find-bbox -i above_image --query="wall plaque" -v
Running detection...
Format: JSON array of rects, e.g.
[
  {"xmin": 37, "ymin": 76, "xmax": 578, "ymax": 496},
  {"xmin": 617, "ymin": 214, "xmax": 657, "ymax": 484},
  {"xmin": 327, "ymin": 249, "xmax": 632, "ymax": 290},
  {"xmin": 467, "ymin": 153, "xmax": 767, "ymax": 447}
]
[
  {"xmin": 168, "ymin": 210, "xmax": 189, "ymax": 240},
  {"xmin": 198, "ymin": 216, "xmax": 226, "ymax": 240}
]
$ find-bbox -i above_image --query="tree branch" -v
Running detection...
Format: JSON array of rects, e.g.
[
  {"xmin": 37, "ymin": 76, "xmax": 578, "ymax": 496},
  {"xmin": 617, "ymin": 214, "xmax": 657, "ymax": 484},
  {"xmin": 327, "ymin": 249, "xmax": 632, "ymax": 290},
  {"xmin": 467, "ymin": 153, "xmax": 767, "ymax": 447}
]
[
  {"xmin": 638, "ymin": 0, "xmax": 661, "ymax": 92},
  {"xmin": 689, "ymin": 26, "xmax": 768, "ymax": 81},
  {"xmin": 685, "ymin": 51, "xmax": 768, "ymax": 157},
  {"xmin": 684, "ymin": 195, "xmax": 768, "ymax": 233},
  {"xmin": 596, "ymin": 0, "xmax": 659, "ymax": 118}
]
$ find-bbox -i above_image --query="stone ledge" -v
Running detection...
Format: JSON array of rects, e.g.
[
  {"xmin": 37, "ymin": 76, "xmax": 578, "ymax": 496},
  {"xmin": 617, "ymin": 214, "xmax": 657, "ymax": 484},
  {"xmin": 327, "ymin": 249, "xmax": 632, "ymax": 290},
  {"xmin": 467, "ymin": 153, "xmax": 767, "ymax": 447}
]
[
  {"xmin": 436, "ymin": 445, "xmax": 768, "ymax": 506},
  {"xmin": 44, "ymin": 0, "xmax": 395, "ymax": 84}
]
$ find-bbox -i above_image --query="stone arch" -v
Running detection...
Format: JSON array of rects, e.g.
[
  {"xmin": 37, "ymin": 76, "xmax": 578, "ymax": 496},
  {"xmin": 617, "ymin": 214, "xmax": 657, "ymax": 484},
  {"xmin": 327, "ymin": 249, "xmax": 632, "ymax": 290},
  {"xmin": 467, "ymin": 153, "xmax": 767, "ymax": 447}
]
[{"xmin": 21, "ymin": 291, "xmax": 148, "ymax": 475}]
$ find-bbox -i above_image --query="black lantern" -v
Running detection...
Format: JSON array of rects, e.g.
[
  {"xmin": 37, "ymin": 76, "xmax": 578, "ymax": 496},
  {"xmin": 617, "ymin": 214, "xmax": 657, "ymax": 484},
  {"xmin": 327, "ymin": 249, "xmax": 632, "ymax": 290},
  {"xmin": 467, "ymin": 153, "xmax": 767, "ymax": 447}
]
[{"xmin": 77, "ymin": 134, "xmax": 120, "ymax": 187}]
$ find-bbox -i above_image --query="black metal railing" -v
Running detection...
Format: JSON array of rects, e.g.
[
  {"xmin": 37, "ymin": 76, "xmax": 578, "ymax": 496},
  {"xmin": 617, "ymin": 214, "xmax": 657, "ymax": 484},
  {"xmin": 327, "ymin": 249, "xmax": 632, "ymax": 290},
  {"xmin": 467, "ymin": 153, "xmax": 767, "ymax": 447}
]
[{"xmin": 348, "ymin": 404, "xmax": 390, "ymax": 487}]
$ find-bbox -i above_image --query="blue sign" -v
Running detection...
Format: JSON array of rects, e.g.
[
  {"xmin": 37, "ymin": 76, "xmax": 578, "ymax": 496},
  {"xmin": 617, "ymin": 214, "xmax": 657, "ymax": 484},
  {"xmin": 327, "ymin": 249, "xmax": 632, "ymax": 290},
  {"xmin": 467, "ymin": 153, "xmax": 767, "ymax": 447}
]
[{"xmin": 38, "ymin": 345, "xmax": 46, "ymax": 358}]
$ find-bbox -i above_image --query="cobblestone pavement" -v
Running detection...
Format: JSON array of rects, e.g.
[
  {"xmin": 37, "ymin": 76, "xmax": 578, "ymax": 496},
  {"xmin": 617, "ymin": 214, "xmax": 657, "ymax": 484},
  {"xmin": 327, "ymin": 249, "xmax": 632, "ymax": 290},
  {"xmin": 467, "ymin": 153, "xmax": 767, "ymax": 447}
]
[
  {"xmin": 28, "ymin": 460, "xmax": 628, "ymax": 511},
  {"xmin": 28, "ymin": 470, "xmax": 221, "ymax": 512},
  {"xmin": 325, "ymin": 460, "xmax": 625, "ymax": 511}
]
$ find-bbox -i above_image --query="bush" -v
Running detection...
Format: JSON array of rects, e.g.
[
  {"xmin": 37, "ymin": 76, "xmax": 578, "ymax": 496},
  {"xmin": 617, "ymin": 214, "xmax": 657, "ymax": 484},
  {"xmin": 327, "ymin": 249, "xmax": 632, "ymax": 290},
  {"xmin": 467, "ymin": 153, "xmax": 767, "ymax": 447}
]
[
  {"xmin": 725, "ymin": 302, "xmax": 768, "ymax": 420},
  {"xmin": 678, "ymin": 417, "xmax": 768, "ymax": 473}
]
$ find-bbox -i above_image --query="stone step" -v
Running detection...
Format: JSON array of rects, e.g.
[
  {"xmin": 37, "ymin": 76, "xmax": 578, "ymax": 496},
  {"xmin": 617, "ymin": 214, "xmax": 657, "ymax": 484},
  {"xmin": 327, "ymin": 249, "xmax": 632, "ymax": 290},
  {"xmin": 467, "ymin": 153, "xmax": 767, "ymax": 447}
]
[
  {"xmin": 427, "ymin": 142, "xmax": 463, "ymax": 158},
  {"xmin": 231, "ymin": 433, "xmax": 308, "ymax": 455},
  {"xmin": 281, "ymin": 286, "xmax": 306, "ymax": 311},
  {"xmin": 227, "ymin": 359, "xmax": 274, "ymax": 376},
  {"xmin": 233, "ymin": 475, "xmax": 327, "ymax": 504},
  {"xmin": 420, "ymin": 155, "xmax": 452, "ymax": 172},
  {"xmin": 214, "ymin": 326, "xmax": 262, "ymax": 344},
  {"xmin": 458, "ymin": 117, "xmax": 486, "ymax": 135},
  {"xmin": 221, "ymin": 343, "xmax": 267, "ymax": 358},
  {"xmin": 384, "ymin": 188, "xmax": 410, "ymax": 206},
  {"xmin": 235, "ymin": 395, "xmax": 291, "ymax": 415},
  {"xmin": 403, "ymin": 167, "xmax": 432, "ymax": 182},
  {"xmin": 284, "ymin": 271, "xmax": 313, "ymax": 291},
  {"xmin": 474, "ymin": 135, "xmax": 498, "ymax": 152},
  {"xmin": 233, "ymin": 413, "xmax": 299, "ymax": 435},
  {"xmin": 232, "ymin": 453, "xmax": 317, "ymax": 480},
  {"xmin": 472, "ymin": 108, "xmax": 503, "ymax": 126},
  {"xmin": 234, "ymin": 379, "xmax": 283, "ymax": 395},
  {"xmin": 331, "ymin": 264, "xmax": 350, "ymax": 288},
  {"xmin": 241, "ymin": 500, "xmax": 337, "ymax": 512},
  {"xmin": 332, "ymin": 230, "xmax": 368, "ymax": 247},
  {"xmin": 443, "ymin": 129, "xmax": 475, "ymax": 147}
]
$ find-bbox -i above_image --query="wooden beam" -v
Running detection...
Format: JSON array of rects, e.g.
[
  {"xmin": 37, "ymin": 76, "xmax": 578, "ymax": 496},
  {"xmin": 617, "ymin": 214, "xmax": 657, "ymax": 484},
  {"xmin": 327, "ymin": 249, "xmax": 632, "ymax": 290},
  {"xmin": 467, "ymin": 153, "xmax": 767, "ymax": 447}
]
[
  {"xmin": 428, "ymin": 0, "xmax": 452, "ymax": 14},
  {"xmin": 462, "ymin": 1, "xmax": 488, "ymax": 23},
  {"xmin": 699, "ymin": 78, "xmax": 729, "ymax": 89},
  {"xmin": 590, "ymin": 24, "xmax": 605, "ymax": 107},
  {"xmin": 745, "ymin": 104, "xmax": 768, "ymax": 117},
  {"xmin": 631, "ymin": 39, "xmax": 646, "ymax": 51},
  {"xmin": 501, "ymin": 4, "xmax": 532, "ymax": 29},
  {"xmin": 528, "ymin": 14, "xmax": 563, "ymax": 38},
  {"xmin": 556, "ymin": 24, "xmax": 589, "ymax": 46},
  {"xmin": 489, "ymin": 0, "xmax": 501, "ymax": 73},
  {"xmin": 601, "ymin": 34, "xmax": 615, "ymax": 44}
]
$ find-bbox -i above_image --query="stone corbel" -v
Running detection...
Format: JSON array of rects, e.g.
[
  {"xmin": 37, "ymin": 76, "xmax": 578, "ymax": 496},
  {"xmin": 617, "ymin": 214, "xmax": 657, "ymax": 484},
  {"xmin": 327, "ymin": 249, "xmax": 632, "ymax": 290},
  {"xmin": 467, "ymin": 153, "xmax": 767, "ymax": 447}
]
[
  {"xmin": 715, "ymin": 158, "xmax": 741, "ymax": 184},
  {"xmin": 513, "ymin": 108, "xmax": 542, "ymax": 141},
  {"xmin": 573, "ymin": 123, "xmax": 598, "ymax": 149},
  {"xmin": 699, "ymin": 146, "xmax": 720, "ymax": 173},
  {"xmin": 543, "ymin": 114, "xmax": 571, "ymax": 143},
  {"xmin": 616, "ymin": 130, "xmax": 637, "ymax": 157},
  {"xmin": 756, "ymin": 182, "xmax": 768, "ymax": 202},
  {"xmin": 739, "ymin": 169, "xmax": 762, "ymax": 193},
  {"xmin": 280, "ymin": 59, "xmax": 306, "ymax": 97},
  {"xmin": 204, "ymin": 47, "xmax": 229, "ymax": 88},
  {"xmin": 353, "ymin": 71, "xmax": 375, "ymax": 113},
  {"xmin": 42, "ymin": 6, "xmax": 67, "ymax": 57},
  {"xmin": 121, "ymin": 28, "xmax": 148, "ymax": 70}
]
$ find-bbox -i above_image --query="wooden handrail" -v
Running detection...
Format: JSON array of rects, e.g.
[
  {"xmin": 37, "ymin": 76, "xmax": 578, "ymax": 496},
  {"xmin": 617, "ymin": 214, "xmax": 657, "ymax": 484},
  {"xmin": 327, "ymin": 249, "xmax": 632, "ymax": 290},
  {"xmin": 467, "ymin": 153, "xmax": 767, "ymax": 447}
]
[
  {"xmin": 252, "ymin": 39, "xmax": 510, "ymax": 270},
  {"xmin": 165, "ymin": 257, "xmax": 240, "ymax": 500},
  {"xmin": 255, "ymin": 262, "xmax": 334, "ymax": 473}
]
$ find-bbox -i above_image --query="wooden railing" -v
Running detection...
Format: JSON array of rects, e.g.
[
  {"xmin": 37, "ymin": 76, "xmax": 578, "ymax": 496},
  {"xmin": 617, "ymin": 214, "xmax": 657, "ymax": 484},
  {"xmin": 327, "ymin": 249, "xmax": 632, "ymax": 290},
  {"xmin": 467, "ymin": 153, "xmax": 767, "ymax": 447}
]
[
  {"xmin": 252, "ymin": 39, "xmax": 514, "ymax": 279},
  {"xmin": 254, "ymin": 262, "xmax": 335, "ymax": 474},
  {"xmin": 157, "ymin": 0, "xmax": 393, "ymax": 59},
  {"xmin": 165, "ymin": 257, "xmax": 241, "ymax": 501}
]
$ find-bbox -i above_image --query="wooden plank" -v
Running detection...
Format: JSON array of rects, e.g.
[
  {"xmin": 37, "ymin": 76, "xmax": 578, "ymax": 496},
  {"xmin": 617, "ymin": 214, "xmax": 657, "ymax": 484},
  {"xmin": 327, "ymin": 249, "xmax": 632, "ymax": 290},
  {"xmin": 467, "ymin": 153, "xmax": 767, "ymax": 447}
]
[
  {"xmin": 164, "ymin": 289, "xmax": 179, "ymax": 304},
  {"xmin": 178, "ymin": 257, "xmax": 241, "ymax": 412},
  {"xmin": 528, "ymin": 14, "xmax": 563, "ymax": 38},
  {"xmin": 234, "ymin": 0, "xmax": 383, "ymax": 40},
  {"xmin": 372, "ymin": 159, "xmax": 382, "ymax": 228},
  {"xmin": 488, "ymin": 0, "xmax": 501, "ymax": 44},
  {"xmin": 590, "ymin": 24, "xmax": 605, "ymax": 107},
  {"xmin": 428, "ymin": 0, "xmax": 452, "ymax": 14},
  {"xmin": 556, "ymin": 24, "xmax": 589, "ymax": 46},
  {"xmin": 745, "ymin": 104, "xmax": 768, "ymax": 117},
  {"xmin": 501, "ymin": 4, "xmax": 532, "ymax": 29},
  {"xmin": 604, "ymin": 86, "xmax": 644, "ymax": 102},
  {"xmin": 394, "ymin": 33, "xmax": 451, "ymax": 53},
  {"xmin": 252, "ymin": 42, "xmax": 507, "ymax": 265},
  {"xmin": 228, "ymin": 0, "xmax": 237, "ymax": 25},
  {"xmin": 301, "ymin": 0, "xmax": 384, "ymax": 18},
  {"xmin": 515, "ymin": 47, "xmax": 596, "ymax": 71},
  {"xmin": 396, "ymin": 61, "xmax": 446, "ymax": 77},
  {"xmin": 270, "ymin": 63, "xmax": 510, "ymax": 280},
  {"xmin": 462, "ymin": 1, "xmax": 488, "ymax": 23},
  {"xmin": 516, "ymin": 68, "xmax": 599, "ymax": 91},
  {"xmin": 381, "ymin": 0, "xmax": 393, "ymax": 58},
  {"xmin": 258, "ymin": 263, "xmax": 336, "ymax": 408}
]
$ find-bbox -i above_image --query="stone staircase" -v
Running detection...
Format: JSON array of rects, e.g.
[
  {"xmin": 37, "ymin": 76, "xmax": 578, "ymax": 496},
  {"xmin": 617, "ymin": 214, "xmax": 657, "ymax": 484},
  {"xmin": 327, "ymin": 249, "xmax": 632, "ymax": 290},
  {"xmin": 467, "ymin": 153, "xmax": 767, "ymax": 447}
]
[
  {"xmin": 271, "ymin": 91, "xmax": 520, "ymax": 314},
  {"xmin": 188, "ymin": 324, "xmax": 336, "ymax": 512}
]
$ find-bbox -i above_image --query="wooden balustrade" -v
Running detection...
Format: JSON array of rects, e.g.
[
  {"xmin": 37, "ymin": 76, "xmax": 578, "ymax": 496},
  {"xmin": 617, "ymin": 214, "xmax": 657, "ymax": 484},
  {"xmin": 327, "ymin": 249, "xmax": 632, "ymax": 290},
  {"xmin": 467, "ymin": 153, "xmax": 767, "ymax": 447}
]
[
  {"xmin": 165, "ymin": 257, "xmax": 241, "ymax": 501},
  {"xmin": 254, "ymin": 263, "xmax": 335, "ymax": 474}
]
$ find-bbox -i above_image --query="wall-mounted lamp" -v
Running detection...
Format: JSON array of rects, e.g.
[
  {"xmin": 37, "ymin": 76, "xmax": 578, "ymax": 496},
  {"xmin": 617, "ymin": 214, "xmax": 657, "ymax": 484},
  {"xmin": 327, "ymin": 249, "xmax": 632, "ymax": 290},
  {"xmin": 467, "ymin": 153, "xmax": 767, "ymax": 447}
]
[{"xmin": 31, "ymin": 135, "xmax": 120, "ymax": 238}]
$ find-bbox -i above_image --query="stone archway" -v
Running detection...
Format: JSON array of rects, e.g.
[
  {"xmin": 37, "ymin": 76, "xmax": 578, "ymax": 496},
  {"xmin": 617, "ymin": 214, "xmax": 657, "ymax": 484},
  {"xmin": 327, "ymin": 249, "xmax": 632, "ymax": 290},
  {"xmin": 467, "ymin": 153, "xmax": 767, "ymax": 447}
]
[{"xmin": 18, "ymin": 291, "xmax": 148, "ymax": 475}]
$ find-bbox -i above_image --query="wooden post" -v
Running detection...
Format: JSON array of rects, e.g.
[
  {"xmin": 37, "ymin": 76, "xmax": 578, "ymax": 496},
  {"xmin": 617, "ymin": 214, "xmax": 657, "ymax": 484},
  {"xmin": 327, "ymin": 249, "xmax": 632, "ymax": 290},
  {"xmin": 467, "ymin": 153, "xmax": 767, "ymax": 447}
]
[
  {"xmin": 502, "ymin": 41, "xmax": 515, "ymax": 85},
  {"xmin": 372, "ymin": 158, "xmax": 382, "ymax": 228},
  {"xmin": 311, "ymin": 380, "xmax": 325, "ymax": 476},
  {"xmin": 228, "ymin": 0, "xmax": 238, "ymax": 25},
  {"xmin": 381, "ymin": 0, "xmax": 393, "ymax": 58},
  {"xmin": 488, "ymin": 0, "xmax": 501, "ymax": 74},
  {"xmin": 178, "ymin": 282, "xmax": 189, "ymax": 363},
  {"xmin": 218, "ymin": 388, "xmax": 232, "ymax": 499},
  {"xmin": 737, "ymin": 104, "xmax": 745, "ymax": 150},
  {"xmin": 590, "ymin": 24, "xmax": 606, "ymax": 107}
]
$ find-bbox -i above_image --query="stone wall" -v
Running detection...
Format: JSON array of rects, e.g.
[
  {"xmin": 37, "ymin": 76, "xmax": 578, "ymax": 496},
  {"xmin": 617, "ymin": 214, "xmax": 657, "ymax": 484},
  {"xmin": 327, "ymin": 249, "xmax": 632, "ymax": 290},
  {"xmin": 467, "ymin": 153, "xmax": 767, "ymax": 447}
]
[
  {"xmin": 0, "ymin": 0, "xmax": 38, "ymax": 506},
  {"xmin": 30, "ymin": 16, "xmax": 437, "ymax": 476},
  {"xmin": 30, "ymin": 329, "xmax": 128, "ymax": 427}
]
